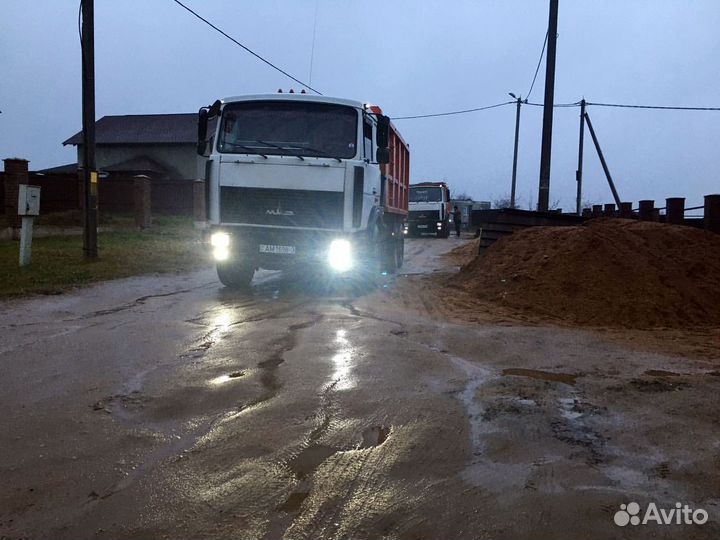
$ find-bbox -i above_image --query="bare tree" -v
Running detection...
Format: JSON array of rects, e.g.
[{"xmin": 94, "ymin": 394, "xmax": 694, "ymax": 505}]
[{"xmin": 492, "ymin": 195, "xmax": 514, "ymax": 209}]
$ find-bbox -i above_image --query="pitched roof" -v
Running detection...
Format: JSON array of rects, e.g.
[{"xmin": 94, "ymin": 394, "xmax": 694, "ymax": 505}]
[
  {"xmin": 63, "ymin": 113, "xmax": 197, "ymax": 146},
  {"xmin": 35, "ymin": 162, "xmax": 78, "ymax": 174}
]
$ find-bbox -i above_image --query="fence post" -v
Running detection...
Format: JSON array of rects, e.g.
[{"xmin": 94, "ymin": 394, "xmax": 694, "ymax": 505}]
[
  {"xmin": 665, "ymin": 197, "xmax": 685, "ymax": 226},
  {"xmin": 639, "ymin": 200, "xmax": 655, "ymax": 221},
  {"xmin": 133, "ymin": 175, "xmax": 152, "ymax": 229},
  {"xmin": 592, "ymin": 204, "xmax": 603, "ymax": 218},
  {"xmin": 705, "ymin": 194, "xmax": 720, "ymax": 234},
  {"xmin": 619, "ymin": 202, "xmax": 633, "ymax": 218},
  {"xmin": 3, "ymin": 158, "xmax": 29, "ymax": 230},
  {"xmin": 603, "ymin": 203, "xmax": 616, "ymax": 217}
]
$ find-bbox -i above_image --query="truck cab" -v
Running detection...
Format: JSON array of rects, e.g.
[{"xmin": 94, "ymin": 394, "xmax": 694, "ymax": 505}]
[
  {"xmin": 197, "ymin": 93, "xmax": 409, "ymax": 288},
  {"xmin": 407, "ymin": 181, "xmax": 451, "ymax": 238}
]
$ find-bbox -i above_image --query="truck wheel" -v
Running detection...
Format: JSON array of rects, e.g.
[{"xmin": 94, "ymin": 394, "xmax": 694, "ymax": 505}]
[
  {"xmin": 216, "ymin": 261, "xmax": 254, "ymax": 289},
  {"xmin": 381, "ymin": 238, "xmax": 398, "ymax": 274},
  {"xmin": 396, "ymin": 236, "xmax": 404, "ymax": 269}
]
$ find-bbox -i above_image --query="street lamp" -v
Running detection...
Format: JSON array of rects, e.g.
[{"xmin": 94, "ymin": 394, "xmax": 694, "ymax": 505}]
[{"xmin": 509, "ymin": 92, "xmax": 522, "ymax": 209}]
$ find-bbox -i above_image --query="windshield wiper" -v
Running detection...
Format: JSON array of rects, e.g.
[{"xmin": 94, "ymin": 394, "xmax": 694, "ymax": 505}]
[
  {"xmin": 288, "ymin": 145, "xmax": 342, "ymax": 163},
  {"xmin": 254, "ymin": 140, "xmax": 304, "ymax": 161},
  {"xmin": 221, "ymin": 141, "xmax": 268, "ymax": 158}
]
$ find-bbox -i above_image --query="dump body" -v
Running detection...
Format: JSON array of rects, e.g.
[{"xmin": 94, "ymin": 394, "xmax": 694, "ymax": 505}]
[{"xmin": 381, "ymin": 124, "xmax": 410, "ymax": 216}]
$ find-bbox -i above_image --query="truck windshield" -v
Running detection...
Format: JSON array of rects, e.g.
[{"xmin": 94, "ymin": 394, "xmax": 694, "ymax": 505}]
[
  {"xmin": 218, "ymin": 101, "xmax": 358, "ymax": 159},
  {"xmin": 410, "ymin": 187, "xmax": 442, "ymax": 202}
]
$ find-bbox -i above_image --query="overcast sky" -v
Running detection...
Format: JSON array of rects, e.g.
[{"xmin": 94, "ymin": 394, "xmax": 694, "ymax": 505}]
[{"xmin": 2, "ymin": 0, "xmax": 719, "ymax": 210}]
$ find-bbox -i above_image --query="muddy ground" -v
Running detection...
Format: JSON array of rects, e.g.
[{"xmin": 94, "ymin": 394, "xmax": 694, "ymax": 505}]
[{"xmin": 1, "ymin": 236, "xmax": 719, "ymax": 539}]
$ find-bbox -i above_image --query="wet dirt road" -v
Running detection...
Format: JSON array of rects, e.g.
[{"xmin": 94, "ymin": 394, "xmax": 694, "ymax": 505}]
[{"xmin": 1, "ymin": 236, "xmax": 719, "ymax": 539}]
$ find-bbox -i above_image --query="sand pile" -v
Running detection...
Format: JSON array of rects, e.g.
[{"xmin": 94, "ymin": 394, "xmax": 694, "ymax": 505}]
[
  {"xmin": 456, "ymin": 219, "xmax": 720, "ymax": 328},
  {"xmin": 443, "ymin": 237, "xmax": 482, "ymax": 265}
]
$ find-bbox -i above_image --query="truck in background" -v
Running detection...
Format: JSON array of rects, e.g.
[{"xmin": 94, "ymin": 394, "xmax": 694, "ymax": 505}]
[
  {"xmin": 197, "ymin": 93, "xmax": 409, "ymax": 288},
  {"xmin": 406, "ymin": 181, "xmax": 452, "ymax": 238}
]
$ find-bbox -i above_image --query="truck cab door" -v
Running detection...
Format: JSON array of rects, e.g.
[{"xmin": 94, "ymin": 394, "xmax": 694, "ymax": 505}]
[{"xmin": 359, "ymin": 115, "xmax": 381, "ymax": 226}]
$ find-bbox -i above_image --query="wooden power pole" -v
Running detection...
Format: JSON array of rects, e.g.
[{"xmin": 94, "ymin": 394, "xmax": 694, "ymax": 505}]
[
  {"xmin": 81, "ymin": 0, "xmax": 98, "ymax": 258},
  {"xmin": 537, "ymin": 0, "xmax": 559, "ymax": 212}
]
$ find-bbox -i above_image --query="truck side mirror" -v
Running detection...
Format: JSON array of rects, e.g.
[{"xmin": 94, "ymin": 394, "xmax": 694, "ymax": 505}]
[
  {"xmin": 376, "ymin": 115, "xmax": 390, "ymax": 149},
  {"xmin": 376, "ymin": 147, "xmax": 390, "ymax": 164},
  {"xmin": 197, "ymin": 107, "xmax": 209, "ymax": 156}
]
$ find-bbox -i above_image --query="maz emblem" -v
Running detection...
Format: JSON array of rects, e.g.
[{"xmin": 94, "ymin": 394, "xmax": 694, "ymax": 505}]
[{"xmin": 266, "ymin": 205, "xmax": 295, "ymax": 216}]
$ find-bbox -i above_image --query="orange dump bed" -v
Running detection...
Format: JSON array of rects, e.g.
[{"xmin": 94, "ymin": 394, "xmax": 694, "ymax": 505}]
[{"xmin": 380, "ymin": 123, "xmax": 410, "ymax": 216}]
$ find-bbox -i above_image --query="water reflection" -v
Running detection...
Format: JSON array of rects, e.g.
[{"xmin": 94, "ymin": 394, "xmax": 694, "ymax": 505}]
[
  {"xmin": 332, "ymin": 329, "xmax": 355, "ymax": 390},
  {"xmin": 213, "ymin": 311, "xmax": 232, "ymax": 331}
]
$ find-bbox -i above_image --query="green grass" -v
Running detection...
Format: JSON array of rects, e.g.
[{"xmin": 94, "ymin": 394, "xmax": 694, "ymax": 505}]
[{"xmin": 0, "ymin": 216, "xmax": 210, "ymax": 298}]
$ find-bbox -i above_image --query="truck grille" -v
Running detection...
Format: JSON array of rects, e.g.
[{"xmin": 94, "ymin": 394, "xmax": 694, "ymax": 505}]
[
  {"xmin": 220, "ymin": 187, "xmax": 343, "ymax": 229},
  {"xmin": 409, "ymin": 210, "xmax": 440, "ymax": 221}
]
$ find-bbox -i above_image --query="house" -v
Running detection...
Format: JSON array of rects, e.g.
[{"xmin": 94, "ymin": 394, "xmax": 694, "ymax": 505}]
[
  {"xmin": 61, "ymin": 113, "xmax": 204, "ymax": 215},
  {"xmin": 63, "ymin": 113, "xmax": 203, "ymax": 181}
]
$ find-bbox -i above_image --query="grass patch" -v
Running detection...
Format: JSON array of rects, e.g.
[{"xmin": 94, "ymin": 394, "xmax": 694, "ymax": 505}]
[{"xmin": 0, "ymin": 216, "xmax": 209, "ymax": 298}]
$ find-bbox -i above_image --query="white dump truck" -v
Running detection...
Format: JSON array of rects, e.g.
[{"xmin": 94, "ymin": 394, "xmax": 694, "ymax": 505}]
[{"xmin": 197, "ymin": 93, "xmax": 410, "ymax": 287}]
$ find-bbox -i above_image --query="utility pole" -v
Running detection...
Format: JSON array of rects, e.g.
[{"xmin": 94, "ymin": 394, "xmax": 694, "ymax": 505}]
[
  {"xmin": 537, "ymin": 0, "xmax": 559, "ymax": 212},
  {"xmin": 575, "ymin": 98, "xmax": 586, "ymax": 214},
  {"xmin": 584, "ymin": 111, "xmax": 622, "ymax": 207},
  {"xmin": 81, "ymin": 0, "xmax": 98, "ymax": 258},
  {"xmin": 509, "ymin": 94, "xmax": 522, "ymax": 209}
]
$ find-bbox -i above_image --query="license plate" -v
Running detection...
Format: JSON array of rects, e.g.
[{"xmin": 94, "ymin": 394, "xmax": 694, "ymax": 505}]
[
  {"xmin": 417, "ymin": 224, "xmax": 428, "ymax": 229},
  {"xmin": 259, "ymin": 244, "xmax": 296, "ymax": 254}
]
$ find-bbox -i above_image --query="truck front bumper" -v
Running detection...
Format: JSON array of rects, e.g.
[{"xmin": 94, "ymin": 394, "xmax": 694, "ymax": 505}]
[{"xmin": 210, "ymin": 226, "xmax": 357, "ymax": 272}]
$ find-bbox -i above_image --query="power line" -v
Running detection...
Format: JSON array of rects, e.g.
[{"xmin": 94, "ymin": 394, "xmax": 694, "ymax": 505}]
[
  {"xmin": 586, "ymin": 102, "xmax": 720, "ymax": 111},
  {"xmin": 525, "ymin": 31, "xmax": 548, "ymax": 101},
  {"xmin": 392, "ymin": 101, "xmax": 514, "ymax": 120},
  {"xmin": 171, "ymin": 0, "xmax": 323, "ymax": 95}
]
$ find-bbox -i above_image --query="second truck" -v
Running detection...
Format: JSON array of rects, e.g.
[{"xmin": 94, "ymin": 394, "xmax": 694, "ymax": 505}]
[
  {"xmin": 406, "ymin": 181, "xmax": 452, "ymax": 238},
  {"xmin": 197, "ymin": 93, "xmax": 410, "ymax": 288}
]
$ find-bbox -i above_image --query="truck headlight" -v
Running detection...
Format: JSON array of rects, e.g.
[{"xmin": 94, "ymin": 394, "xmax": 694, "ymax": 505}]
[
  {"xmin": 211, "ymin": 232, "xmax": 230, "ymax": 261},
  {"xmin": 328, "ymin": 239, "xmax": 352, "ymax": 272}
]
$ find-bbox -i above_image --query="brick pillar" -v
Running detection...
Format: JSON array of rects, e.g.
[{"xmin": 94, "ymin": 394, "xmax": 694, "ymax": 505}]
[
  {"xmin": 193, "ymin": 180, "xmax": 206, "ymax": 224},
  {"xmin": 592, "ymin": 204, "xmax": 603, "ymax": 218},
  {"xmin": 638, "ymin": 200, "xmax": 655, "ymax": 221},
  {"xmin": 581, "ymin": 208, "xmax": 592, "ymax": 218},
  {"xmin": 665, "ymin": 197, "xmax": 685, "ymax": 226},
  {"xmin": 3, "ymin": 158, "xmax": 29, "ymax": 228},
  {"xmin": 619, "ymin": 202, "xmax": 633, "ymax": 218},
  {"xmin": 704, "ymin": 194, "xmax": 720, "ymax": 234},
  {"xmin": 133, "ymin": 176, "xmax": 152, "ymax": 229},
  {"xmin": 603, "ymin": 203, "xmax": 616, "ymax": 217}
]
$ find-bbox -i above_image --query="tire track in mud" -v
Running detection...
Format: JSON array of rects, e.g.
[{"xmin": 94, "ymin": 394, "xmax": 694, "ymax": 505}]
[
  {"xmin": 180, "ymin": 298, "xmax": 316, "ymax": 360},
  {"xmin": 85, "ymin": 310, "xmax": 326, "ymax": 510},
  {"xmin": 262, "ymin": 314, "xmax": 396, "ymax": 540},
  {"xmin": 69, "ymin": 282, "xmax": 217, "ymax": 320}
]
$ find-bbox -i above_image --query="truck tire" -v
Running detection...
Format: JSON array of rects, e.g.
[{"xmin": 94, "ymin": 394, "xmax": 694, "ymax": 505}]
[
  {"xmin": 216, "ymin": 261, "xmax": 254, "ymax": 289},
  {"xmin": 438, "ymin": 223, "xmax": 450, "ymax": 238}
]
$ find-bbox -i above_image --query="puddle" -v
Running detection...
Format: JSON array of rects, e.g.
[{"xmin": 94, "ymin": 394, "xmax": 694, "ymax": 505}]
[
  {"xmin": 502, "ymin": 368, "xmax": 578, "ymax": 386},
  {"xmin": 360, "ymin": 426, "xmax": 390, "ymax": 448},
  {"xmin": 209, "ymin": 371, "xmax": 245, "ymax": 385},
  {"xmin": 277, "ymin": 491, "xmax": 309, "ymax": 513},
  {"xmin": 288, "ymin": 445, "xmax": 339, "ymax": 479},
  {"xmin": 644, "ymin": 369, "xmax": 680, "ymax": 377},
  {"xmin": 629, "ymin": 378, "xmax": 688, "ymax": 392}
]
